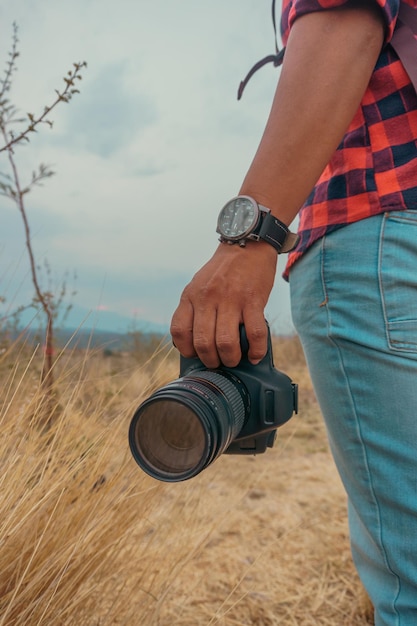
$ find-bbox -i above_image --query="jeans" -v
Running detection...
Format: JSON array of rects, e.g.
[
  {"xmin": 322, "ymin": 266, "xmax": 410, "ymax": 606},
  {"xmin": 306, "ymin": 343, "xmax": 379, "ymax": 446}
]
[{"xmin": 289, "ymin": 211, "xmax": 417, "ymax": 626}]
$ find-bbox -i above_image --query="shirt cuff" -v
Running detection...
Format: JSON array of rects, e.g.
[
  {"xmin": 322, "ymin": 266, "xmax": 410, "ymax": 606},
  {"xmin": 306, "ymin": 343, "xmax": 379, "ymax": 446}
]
[{"xmin": 288, "ymin": 0, "xmax": 400, "ymax": 45}]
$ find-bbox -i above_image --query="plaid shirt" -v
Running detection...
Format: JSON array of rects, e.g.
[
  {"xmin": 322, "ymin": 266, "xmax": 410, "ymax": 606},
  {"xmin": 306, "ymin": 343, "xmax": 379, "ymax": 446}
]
[{"xmin": 282, "ymin": 0, "xmax": 417, "ymax": 277}]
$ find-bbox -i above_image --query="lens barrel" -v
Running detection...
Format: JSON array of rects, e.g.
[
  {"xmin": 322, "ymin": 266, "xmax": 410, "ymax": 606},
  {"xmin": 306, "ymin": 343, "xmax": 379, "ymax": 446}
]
[{"xmin": 129, "ymin": 370, "xmax": 248, "ymax": 482}]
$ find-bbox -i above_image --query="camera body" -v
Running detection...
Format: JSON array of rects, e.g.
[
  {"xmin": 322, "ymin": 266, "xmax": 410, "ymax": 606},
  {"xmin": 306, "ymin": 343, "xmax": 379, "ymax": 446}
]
[
  {"xmin": 179, "ymin": 326, "xmax": 298, "ymax": 455},
  {"xmin": 129, "ymin": 323, "xmax": 298, "ymax": 482}
]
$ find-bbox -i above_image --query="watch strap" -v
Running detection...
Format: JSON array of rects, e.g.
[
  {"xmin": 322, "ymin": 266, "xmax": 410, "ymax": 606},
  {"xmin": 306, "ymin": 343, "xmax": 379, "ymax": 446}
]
[{"xmin": 258, "ymin": 210, "xmax": 299, "ymax": 253}]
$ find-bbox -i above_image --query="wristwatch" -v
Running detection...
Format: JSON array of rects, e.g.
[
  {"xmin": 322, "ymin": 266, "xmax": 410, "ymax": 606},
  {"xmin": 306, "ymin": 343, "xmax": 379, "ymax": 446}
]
[{"xmin": 216, "ymin": 195, "xmax": 299, "ymax": 253}]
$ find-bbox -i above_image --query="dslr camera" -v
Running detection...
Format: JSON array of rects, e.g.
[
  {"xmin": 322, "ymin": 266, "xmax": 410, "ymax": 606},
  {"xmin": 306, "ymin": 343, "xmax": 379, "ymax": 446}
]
[{"xmin": 129, "ymin": 323, "xmax": 298, "ymax": 483}]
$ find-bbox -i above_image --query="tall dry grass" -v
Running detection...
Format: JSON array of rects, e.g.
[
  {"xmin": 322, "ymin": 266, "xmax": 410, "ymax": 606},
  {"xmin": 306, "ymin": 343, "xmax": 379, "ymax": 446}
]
[{"xmin": 0, "ymin": 332, "xmax": 373, "ymax": 625}]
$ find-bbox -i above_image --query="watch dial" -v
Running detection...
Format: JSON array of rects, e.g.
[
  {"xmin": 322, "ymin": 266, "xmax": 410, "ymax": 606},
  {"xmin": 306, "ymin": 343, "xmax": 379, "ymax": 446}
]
[{"xmin": 218, "ymin": 197, "xmax": 257, "ymax": 239}]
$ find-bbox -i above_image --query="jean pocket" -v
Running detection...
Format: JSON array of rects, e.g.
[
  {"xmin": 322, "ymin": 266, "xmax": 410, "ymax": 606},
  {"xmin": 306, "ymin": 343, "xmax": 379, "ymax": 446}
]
[{"xmin": 379, "ymin": 210, "xmax": 417, "ymax": 352}]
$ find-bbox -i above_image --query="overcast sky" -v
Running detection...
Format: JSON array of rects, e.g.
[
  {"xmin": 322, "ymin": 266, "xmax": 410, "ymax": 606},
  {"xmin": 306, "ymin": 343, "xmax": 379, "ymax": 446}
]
[{"xmin": 0, "ymin": 0, "xmax": 296, "ymax": 335}]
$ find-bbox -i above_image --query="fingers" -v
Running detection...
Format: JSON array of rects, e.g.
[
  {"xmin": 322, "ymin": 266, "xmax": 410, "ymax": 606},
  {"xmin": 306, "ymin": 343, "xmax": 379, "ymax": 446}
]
[
  {"xmin": 172, "ymin": 306, "xmax": 242, "ymax": 369},
  {"xmin": 242, "ymin": 312, "xmax": 268, "ymax": 365},
  {"xmin": 170, "ymin": 242, "xmax": 277, "ymax": 368},
  {"xmin": 170, "ymin": 290, "xmax": 224, "ymax": 368},
  {"xmin": 191, "ymin": 308, "xmax": 221, "ymax": 369},
  {"xmin": 170, "ymin": 294, "xmax": 196, "ymax": 358},
  {"xmin": 171, "ymin": 271, "xmax": 244, "ymax": 368},
  {"xmin": 211, "ymin": 312, "xmax": 242, "ymax": 368},
  {"xmin": 171, "ymin": 297, "xmax": 268, "ymax": 368}
]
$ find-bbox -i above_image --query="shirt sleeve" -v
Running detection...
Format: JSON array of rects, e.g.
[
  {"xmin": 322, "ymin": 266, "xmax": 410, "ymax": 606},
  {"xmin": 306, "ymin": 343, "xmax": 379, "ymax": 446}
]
[{"xmin": 284, "ymin": 0, "xmax": 400, "ymax": 44}]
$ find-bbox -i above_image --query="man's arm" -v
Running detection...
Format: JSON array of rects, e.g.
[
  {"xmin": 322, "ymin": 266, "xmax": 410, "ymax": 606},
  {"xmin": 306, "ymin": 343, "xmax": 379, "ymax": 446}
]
[{"xmin": 171, "ymin": 2, "xmax": 385, "ymax": 369}]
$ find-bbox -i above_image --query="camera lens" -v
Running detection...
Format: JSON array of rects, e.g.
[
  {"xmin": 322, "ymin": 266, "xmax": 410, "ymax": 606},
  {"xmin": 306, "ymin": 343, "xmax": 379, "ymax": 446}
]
[
  {"xmin": 131, "ymin": 400, "xmax": 206, "ymax": 474},
  {"xmin": 129, "ymin": 371, "xmax": 248, "ymax": 482}
]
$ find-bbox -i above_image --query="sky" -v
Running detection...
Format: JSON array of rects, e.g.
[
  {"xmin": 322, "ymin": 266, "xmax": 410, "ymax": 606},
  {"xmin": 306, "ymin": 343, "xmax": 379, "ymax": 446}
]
[{"xmin": 0, "ymin": 0, "xmax": 296, "ymax": 335}]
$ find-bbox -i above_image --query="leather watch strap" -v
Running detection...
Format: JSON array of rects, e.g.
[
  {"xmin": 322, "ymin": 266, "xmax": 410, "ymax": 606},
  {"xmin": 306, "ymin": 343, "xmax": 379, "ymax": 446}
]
[{"xmin": 258, "ymin": 211, "xmax": 300, "ymax": 253}]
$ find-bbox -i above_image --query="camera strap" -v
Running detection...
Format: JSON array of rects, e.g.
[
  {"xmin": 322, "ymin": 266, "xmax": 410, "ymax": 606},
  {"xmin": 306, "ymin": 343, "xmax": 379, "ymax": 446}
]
[
  {"xmin": 237, "ymin": 0, "xmax": 283, "ymax": 100},
  {"xmin": 237, "ymin": 1, "xmax": 417, "ymax": 100}
]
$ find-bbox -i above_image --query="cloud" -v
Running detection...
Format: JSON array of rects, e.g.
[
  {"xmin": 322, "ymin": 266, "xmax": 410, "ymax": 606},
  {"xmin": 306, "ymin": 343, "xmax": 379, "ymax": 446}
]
[
  {"xmin": 53, "ymin": 265, "xmax": 193, "ymax": 327},
  {"xmin": 0, "ymin": 0, "xmax": 295, "ymax": 336},
  {"xmin": 60, "ymin": 61, "xmax": 158, "ymax": 158}
]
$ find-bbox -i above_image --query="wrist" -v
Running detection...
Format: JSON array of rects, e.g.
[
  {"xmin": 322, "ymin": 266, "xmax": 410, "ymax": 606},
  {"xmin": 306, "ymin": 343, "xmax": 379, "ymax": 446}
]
[{"xmin": 215, "ymin": 237, "xmax": 278, "ymax": 270}]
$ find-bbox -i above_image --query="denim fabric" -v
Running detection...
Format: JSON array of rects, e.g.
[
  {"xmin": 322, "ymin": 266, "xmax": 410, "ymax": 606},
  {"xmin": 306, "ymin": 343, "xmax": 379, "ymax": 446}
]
[{"xmin": 289, "ymin": 211, "xmax": 417, "ymax": 626}]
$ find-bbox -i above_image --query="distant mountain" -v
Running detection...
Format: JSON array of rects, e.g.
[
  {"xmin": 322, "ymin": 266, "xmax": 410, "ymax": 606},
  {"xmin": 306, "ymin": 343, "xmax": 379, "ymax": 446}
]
[
  {"xmin": 64, "ymin": 304, "xmax": 169, "ymax": 335},
  {"xmin": 1, "ymin": 303, "xmax": 169, "ymax": 337}
]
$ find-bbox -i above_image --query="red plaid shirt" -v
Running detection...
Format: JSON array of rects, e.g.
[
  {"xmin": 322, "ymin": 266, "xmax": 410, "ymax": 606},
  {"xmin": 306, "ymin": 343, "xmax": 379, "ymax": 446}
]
[{"xmin": 283, "ymin": 0, "xmax": 417, "ymax": 277}]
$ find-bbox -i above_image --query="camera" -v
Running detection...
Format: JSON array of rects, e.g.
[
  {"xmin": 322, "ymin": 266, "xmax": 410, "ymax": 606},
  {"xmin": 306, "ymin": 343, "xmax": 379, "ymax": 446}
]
[{"xmin": 128, "ymin": 323, "xmax": 298, "ymax": 483}]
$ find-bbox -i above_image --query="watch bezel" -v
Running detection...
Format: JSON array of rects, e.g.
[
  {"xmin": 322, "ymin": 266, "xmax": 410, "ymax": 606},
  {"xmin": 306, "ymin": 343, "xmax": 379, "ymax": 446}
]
[{"xmin": 216, "ymin": 195, "xmax": 261, "ymax": 242}]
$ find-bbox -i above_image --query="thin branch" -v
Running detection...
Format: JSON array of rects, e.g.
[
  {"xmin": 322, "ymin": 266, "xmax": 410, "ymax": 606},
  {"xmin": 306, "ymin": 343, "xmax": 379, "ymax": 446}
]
[
  {"xmin": 1, "ymin": 127, "xmax": 48, "ymax": 317},
  {"xmin": 0, "ymin": 61, "xmax": 87, "ymax": 153},
  {"xmin": 0, "ymin": 22, "xmax": 19, "ymax": 104},
  {"xmin": 0, "ymin": 24, "xmax": 87, "ymax": 419}
]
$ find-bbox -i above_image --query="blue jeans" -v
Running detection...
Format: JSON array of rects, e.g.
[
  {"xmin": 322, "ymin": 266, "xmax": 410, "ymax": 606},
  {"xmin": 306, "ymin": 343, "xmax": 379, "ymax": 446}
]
[{"xmin": 289, "ymin": 211, "xmax": 417, "ymax": 626}]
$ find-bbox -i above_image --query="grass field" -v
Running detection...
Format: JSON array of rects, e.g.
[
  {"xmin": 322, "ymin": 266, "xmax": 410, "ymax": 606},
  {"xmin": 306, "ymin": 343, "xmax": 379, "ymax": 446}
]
[{"xmin": 0, "ymin": 332, "xmax": 374, "ymax": 625}]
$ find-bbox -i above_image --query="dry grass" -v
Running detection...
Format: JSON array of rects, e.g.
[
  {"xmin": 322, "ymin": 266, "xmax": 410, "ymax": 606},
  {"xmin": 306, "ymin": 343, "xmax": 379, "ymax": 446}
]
[{"xmin": 0, "ymin": 333, "xmax": 374, "ymax": 625}]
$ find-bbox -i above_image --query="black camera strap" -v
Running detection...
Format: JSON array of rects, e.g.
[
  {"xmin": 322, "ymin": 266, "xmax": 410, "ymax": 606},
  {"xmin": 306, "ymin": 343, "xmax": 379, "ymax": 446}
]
[
  {"xmin": 237, "ymin": 0, "xmax": 284, "ymax": 100},
  {"xmin": 237, "ymin": 1, "xmax": 417, "ymax": 100}
]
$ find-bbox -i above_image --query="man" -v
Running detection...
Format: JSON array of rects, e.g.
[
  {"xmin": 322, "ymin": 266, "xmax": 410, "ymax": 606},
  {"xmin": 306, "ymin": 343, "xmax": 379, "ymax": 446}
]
[{"xmin": 171, "ymin": 1, "xmax": 417, "ymax": 623}]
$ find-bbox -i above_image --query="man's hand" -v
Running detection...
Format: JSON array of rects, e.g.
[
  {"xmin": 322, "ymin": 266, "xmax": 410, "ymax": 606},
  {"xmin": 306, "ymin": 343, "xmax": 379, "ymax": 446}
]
[{"xmin": 170, "ymin": 241, "xmax": 277, "ymax": 369}]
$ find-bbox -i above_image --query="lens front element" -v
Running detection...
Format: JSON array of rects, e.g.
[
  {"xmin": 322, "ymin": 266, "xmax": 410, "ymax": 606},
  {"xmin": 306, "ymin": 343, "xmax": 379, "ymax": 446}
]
[
  {"xmin": 133, "ymin": 400, "xmax": 206, "ymax": 476},
  {"xmin": 129, "ymin": 370, "xmax": 247, "ymax": 482}
]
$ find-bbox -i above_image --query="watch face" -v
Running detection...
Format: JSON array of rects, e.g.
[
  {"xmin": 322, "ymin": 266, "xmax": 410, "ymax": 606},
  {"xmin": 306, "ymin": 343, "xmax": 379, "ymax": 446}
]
[{"xmin": 217, "ymin": 197, "xmax": 258, "ymax": 240}]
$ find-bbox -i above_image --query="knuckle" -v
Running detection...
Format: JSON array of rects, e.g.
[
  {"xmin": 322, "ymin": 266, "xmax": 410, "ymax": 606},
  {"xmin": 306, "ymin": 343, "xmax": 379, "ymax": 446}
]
[
  {"xmin": 247, "ymin": 324, "xmax": 266, "ymax": 342},
  {"xmin": 170, "ymin": 318, "xmax": 196, "ymax": 358},
  {"xmin": 170, "ymin": 324, "xmax": 184, "ymax": 343},
  {"xmin": 170, "ymin": 315, "xmax": 186, "ymax": 338},
  {"xmin": 216, "ymin": 333, "xmax": 235, "ymax": 354},
  {"xmin": 216, "ymin": 333, "xmax": 241, "ymax": 368},
  {"xmin": 180, "ymin": 283, "xmax": 195, "ymax": 300},
  {"xmin": 193, "ymin": 333, "xmax": 211, "ymax": 355},
  {"xmin": 246, "ymin": 324, "xmax": 267, "ymax": 358},
  {"xmin": 193, "ymin": 336, "xmax": 220, "ymax": 368},
  {"xmin": 195, "ymin": 282, "xmax": 215, "ymax": 305}
]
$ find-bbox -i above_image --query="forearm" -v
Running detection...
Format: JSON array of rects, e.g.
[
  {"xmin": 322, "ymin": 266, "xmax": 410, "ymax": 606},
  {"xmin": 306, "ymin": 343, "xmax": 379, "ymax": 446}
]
[
  {"xmin": 171, "ymin": 2, "xmax": 386, "ymax": 368},
  {"xmin": 240, "ymin": 3, "xmax": 385, "ymax": 225}
]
